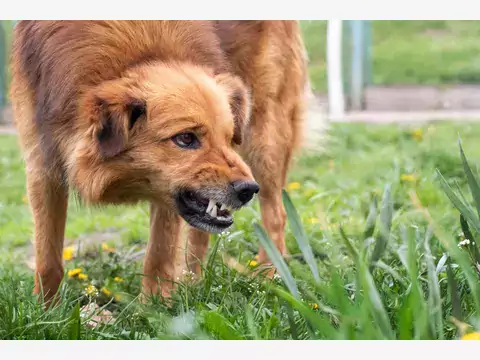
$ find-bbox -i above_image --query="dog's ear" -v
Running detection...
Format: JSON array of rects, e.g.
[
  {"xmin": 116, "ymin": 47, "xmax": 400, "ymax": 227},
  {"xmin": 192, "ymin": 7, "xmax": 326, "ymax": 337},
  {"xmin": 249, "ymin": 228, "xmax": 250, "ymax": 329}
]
[
  {"xmin": 215, "ymin": 74, "xmax": 251, "ymax": 145},
  {"xmin": 94, "ymin": 97, "xmax": 146, "ymax": 158}
]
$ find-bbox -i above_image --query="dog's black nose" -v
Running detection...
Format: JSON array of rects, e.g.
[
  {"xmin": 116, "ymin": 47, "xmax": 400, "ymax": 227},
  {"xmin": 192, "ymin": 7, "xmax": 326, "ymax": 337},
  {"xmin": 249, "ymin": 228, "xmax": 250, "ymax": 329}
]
[{"xmin": 232, "ymin": 180, "xmax": 260, "ymax": 204}]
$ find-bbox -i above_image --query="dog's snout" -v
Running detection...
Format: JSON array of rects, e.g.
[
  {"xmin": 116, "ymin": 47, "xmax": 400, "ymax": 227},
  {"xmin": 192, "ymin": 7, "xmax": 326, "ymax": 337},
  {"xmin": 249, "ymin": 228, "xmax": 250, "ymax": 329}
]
[{"xmin": 232, "ymin": 180, "xmax": 259, "ymax": 204}]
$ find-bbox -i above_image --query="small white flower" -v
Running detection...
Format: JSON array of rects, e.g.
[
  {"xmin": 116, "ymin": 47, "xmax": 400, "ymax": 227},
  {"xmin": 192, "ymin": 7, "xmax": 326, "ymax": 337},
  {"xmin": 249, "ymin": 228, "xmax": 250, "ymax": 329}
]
[{"xmin": 458, "ymin": 239, "xmax": 471, "ymax": 247}]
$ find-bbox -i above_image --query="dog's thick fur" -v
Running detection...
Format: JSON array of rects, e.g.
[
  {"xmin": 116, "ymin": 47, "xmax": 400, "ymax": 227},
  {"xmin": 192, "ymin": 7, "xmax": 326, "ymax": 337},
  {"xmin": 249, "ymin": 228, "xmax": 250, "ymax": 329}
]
[{"xmin": 9, "ymin": 21, "xmax": 307, "ymax": 301}]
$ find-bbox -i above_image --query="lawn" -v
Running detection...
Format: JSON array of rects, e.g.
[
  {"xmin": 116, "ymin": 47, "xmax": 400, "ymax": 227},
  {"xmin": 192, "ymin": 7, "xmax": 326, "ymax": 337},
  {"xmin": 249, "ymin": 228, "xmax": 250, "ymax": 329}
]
[{"xmin": 1, "ymin": 121, "xmax": 480, "ymax": 340}]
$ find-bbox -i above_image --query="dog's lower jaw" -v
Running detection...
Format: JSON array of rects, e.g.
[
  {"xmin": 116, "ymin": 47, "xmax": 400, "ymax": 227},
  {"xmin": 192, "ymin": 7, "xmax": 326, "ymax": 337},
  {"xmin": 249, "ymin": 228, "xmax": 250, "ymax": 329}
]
[{"xmin": 174, "ymin": 190, "xmax": 234, "ymax": 233}]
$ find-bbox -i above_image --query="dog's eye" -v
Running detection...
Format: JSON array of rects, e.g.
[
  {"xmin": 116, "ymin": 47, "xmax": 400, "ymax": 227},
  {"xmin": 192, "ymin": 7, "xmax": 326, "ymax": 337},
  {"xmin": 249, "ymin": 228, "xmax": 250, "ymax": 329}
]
[{"xmin": 172, "ymin": 132, "xmax": 200, "ymax": 149}]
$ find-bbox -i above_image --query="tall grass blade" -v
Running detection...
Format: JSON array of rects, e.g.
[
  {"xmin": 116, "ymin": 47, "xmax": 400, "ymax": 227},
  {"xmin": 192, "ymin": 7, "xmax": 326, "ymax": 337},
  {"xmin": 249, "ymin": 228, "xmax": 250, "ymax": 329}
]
[
  {"xmin": 363, "ymin": 195, "xmax": 378, "ymax": 239},
  {"xmin": 358, "ymin": 259, "xmax": 394, "ymax": 339},
  {"xmin": 339, "ymin": 227, "xmax": 359, "ymax": 259},
  {"xmin": 459, "ymin": 138, "xmax": 480, "ymax": 219},
  {"xmin": 282, "ymin": 190, "xmax": 320, "ymax": 283},
  {"xmin": 253, "ymin": 223, "xmax": 299, "ymax": 298},
  {"xmin": 423, "ymin": 226, "xmax": 443, "ymax": 339},
  {"xmin": 68, "ymin": 302, "xmax": 81, "ymax": 340},
  {"xmin": 201, "ymin": 311, "xmax": 244, "ymax": 340},
  {"xmin": 460, "ymin": 214, "xmax": 480, "ymax": 264},
  {"xmin": 273, "ymin": 287, "xmax": 336, "ymax": 338},
  {"xmin": 446, "ymin": 258, "xmax": 462, "ymax": 321},
  {"xmin": 370, "ymin": 184, "xmax": 393, "ymax": 270},
  {"xmin": 437, "ymin": 170, "xmax": 480, "ymax": 234}
]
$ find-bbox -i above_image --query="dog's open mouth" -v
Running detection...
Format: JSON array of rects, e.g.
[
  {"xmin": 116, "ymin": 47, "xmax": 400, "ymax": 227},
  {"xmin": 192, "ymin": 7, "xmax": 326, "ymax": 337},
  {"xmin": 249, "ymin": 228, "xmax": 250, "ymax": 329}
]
[{"xmin": 175, "ymin": 190, "xmax": 234, "ymax": 233}]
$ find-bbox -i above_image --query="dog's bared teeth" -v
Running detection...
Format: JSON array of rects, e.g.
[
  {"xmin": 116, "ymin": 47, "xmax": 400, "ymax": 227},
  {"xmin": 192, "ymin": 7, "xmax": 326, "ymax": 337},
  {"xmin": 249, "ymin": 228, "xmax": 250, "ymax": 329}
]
[
  {"xmin": 206, "ymin": 199, "xmax": 215, "ymax": 214},
  {"xmin": 211, "ymin": 204, "xmax": 218, "ymax": 218},
  {"xmin": 220, "ymin": 204, "xmax": 227, "ymax": 211}
]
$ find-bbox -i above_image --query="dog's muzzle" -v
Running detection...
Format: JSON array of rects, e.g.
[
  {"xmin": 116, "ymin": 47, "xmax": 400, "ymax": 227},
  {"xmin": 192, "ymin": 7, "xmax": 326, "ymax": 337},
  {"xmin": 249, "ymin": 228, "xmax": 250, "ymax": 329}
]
[{"xmin": 174, "ymin": 181, "xmax": 259, "ymax": 233}]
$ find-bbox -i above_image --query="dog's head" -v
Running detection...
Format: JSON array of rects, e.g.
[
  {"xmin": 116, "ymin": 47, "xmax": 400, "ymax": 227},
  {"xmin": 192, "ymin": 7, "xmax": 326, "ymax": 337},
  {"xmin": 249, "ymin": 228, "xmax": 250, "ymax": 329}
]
[{"xmin": 71, "ymin": 62, "xmax": 258, "ymax": 233}]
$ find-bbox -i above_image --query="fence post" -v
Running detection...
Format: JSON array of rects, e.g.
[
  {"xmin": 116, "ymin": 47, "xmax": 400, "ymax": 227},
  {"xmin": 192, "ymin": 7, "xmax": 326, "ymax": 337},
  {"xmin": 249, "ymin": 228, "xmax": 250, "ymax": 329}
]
[
  {"xmin": 350, "ymin": 21, "xmax": 364, "ymax": 111},
  {"xmin": 347, "ymin": 20, "xmax": 372, "ymax": 111},
  {"xmin": 327, "ymin": 19, "xmax": 345, "ymax": 119}
]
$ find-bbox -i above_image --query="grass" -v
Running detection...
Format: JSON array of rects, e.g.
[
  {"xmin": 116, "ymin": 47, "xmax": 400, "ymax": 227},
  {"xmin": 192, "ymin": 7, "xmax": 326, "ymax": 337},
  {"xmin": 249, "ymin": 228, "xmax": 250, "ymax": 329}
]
[
  {"xmin": 1, "ymin": 121, "xmax": 480, "ymax": 339},
  {"xmin": 301, "ymin": 20, "xmax": 480, "ymax": 92}
]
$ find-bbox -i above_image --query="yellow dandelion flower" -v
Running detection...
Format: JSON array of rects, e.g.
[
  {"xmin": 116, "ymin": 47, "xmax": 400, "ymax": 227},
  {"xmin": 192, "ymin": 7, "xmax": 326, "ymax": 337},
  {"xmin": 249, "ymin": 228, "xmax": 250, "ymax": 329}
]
[
  {"xmin": 85, "ymin": 284, "xmax": 98, "ymax": 297},
  {"xmin": 101, "ymin": 287, "xmax": 112, "ymax": 297},
  {"xmin": 254, "ymin": 254, "xmax": 259, "ymax": 260},
  {"xmin": 67, "ymin": 268, "xmax": 82, "ymax": 278},
  {"xmin": 400, "ymin": 174, "xmax": 417, "ymax": 183},
  {"xmin": 308, "ymin": 217, "xmax": 319, "ymax": 224},
  {"xmin": 101, "ymin": 243, "xmax": 115, "ymax": 252},
  {"xmin": 287, "ymin": 182, "xmax": 301, "ymax": 191},
  {"xmin": 309, "ymin": 303, "xmax": 319, "ymax": 310},
  {"xmin": 113, "ymin": 276, "xmax": 124, "ymax": 283},
  {"xmin": 77, "ymin": 273, "xmax": 88, "ymax": 280},
  {"xmin": 114, "ymin": 294, "xmax": 121, "ymax": 301},
  {"xmin": 461, "ymin": 332, "xmax": 480, "ymax": 340},
  {"xmin": 22, "ymin": 195, "xmax": 28, "ymax": 204},
  {"xmin": 63, "ymin": 246, "xmax": 75, "ymax": 261},
  {"xmin": 411, "ymin": 129, "xmax": 423, "ymax": 141},
  {"xmin": 248, "ymin": 260, "xmax": 258, "ymax": 267}
]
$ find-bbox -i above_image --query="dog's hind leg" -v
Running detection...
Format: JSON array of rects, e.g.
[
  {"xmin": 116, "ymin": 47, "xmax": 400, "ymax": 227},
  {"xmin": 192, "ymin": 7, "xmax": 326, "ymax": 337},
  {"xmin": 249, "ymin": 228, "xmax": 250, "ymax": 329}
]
[
  {"xmin": 142, "ymin": 203, "xmax": 182, "ymax": 298},
  {"xmin": 243, "ymin": 99, "xmax": 304, "ymax": 274},
  {"xmin": 28, "ymin": 169, "xmax": 69, "ymax": 303}
]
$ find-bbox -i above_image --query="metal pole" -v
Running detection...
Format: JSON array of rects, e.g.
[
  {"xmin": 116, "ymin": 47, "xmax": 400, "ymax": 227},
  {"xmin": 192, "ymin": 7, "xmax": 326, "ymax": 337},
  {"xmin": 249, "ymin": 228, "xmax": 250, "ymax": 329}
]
[
  {"xmin": 363, "ymin": 20, "xmax": 372, "ymax": 87},
  {"xmin": 327, "ymin": 19, "xmax": 345, "ymax": 119},
  {"xmin": 350, "ymin": 20, "xmax": 365, "ymax": 111}
]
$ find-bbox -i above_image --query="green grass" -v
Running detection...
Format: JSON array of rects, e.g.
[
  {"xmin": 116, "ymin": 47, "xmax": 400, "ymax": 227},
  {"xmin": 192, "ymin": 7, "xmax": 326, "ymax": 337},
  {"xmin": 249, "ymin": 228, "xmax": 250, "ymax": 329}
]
[
  {"xmin": 301, "ymin": 20, "xmax": 480, "ymax": 92},
  {"xmin": 1, "ymin": 121, "xmax": 480, "ymax": 339}
]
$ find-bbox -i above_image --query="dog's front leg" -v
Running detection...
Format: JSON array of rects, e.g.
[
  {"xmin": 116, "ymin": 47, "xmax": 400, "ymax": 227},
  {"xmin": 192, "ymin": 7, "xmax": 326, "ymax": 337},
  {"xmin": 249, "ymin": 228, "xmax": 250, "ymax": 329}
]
[
  {"xmin": 28, "ymin": 170, "xmax": 68, "ymax": 303},
  {"xmin": 142, "ymin": 202, "xmax": 181, "ymax": 298},
  {"xmin": 186, "ymin": 228, "xmax": 210, "ymax": 276}
]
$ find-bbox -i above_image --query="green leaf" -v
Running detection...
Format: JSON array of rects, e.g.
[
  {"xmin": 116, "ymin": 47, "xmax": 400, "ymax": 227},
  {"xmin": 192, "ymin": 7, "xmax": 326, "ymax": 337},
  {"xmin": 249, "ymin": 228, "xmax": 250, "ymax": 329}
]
[
  {"xmin": 273, "ymin": 287, "xmax": 336, "ymax": 338},
  {"xmin": 460, "ymin": 214, "xmax": 480, "ymax": 264},
  {"xmin": 68, "ymin": 302, "xmax": 81, "ymax": 340},
  {"xmin": 370, "ymin": 184, "xmax": 393, "ymax": 270},
  {"xmin": 282, "ymin": 190, "xmax": 320, "ymax": 283},
  {"xmin": 339, "ymin": 226, "xmax": 359, "ymax": 259},
  {"xmin": 253, "ymin": 223, "xmax": 299, "ymax": 298},
  {"xmin": 363, "ymin": 195, "xmax": 378, "ymax": 239},
  {"xmin": 437, "ymin": 169, "xmax": 480, "ymax": 234},
  {"xmin": 423, "ymin": 226, "xmax": 443, "ymax": 339},
  {"xmin": 459, "ymin": 138, "xmax": 480, "ymax": 219},
  {"xmin": 283, "ymin": 300, "xmax": 299, "ymax": 340},
  {"xmin": 245, "ymin": 304, "xmax": 259, "ymax": 340},
  {"xmin": 201, "ymin": 311, "xmax": 244, "ymax": 340},
  {"xmin": 203, "ymin": 234, "xmax": 221, "ymax": 299},
  {"xmin": 446, "ymin": 257, "xmax": 462, "ymax": 322},
  {"xmin": 358, "ymin": 259, "xmax": 394, "ymax": 339}
]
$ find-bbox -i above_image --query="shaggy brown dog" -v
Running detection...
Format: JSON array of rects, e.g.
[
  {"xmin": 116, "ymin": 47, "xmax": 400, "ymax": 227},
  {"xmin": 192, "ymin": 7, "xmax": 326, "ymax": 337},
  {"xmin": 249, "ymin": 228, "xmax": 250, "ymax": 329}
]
[{"xmin": 9, "ymin": 21, "xmax": 307, "ymax": 301}]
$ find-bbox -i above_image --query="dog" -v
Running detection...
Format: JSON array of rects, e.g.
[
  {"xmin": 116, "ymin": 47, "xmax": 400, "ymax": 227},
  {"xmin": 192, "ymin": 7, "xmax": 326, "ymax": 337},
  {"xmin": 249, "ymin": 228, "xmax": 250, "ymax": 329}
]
[{"xmin": 9, "ymin": 20, "xmax": 307, "ymax": 301}]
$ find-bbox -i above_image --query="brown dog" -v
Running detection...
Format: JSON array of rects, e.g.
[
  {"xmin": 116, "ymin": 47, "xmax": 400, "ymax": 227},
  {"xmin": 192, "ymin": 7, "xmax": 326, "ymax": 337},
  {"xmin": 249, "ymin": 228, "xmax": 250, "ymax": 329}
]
[{"xmin": 9, "ymin": 21, "xmax": 307, "ymax": 301}]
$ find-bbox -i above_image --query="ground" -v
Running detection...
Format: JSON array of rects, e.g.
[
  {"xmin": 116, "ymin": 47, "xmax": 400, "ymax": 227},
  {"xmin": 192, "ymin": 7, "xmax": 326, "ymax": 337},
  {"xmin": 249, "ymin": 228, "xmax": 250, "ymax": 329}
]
[{"xmin": 1, "ymin": 121, "xmax": 479, "ymax": 339}]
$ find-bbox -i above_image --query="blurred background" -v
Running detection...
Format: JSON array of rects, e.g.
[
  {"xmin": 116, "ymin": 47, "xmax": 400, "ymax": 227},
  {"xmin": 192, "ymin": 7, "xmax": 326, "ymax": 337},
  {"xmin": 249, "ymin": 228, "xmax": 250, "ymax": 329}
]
[{"xmin": 4, "ymin": 21, "xmax": 480, "ymax": 120}]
